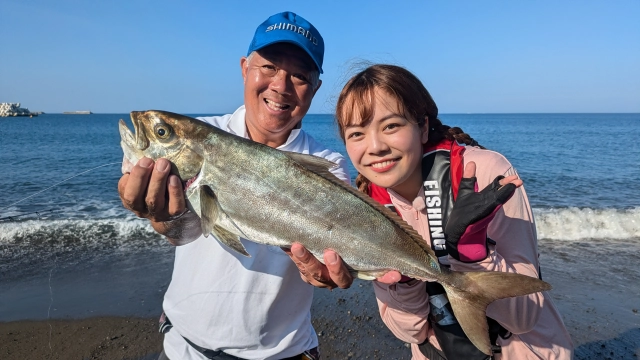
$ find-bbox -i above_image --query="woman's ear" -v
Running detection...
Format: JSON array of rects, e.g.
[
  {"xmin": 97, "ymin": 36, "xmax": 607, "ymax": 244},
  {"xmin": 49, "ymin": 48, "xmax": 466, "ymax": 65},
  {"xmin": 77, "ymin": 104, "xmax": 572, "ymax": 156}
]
[{"xmin": 421, "ymin": 116, "xmax": 430, "ymax": 144}]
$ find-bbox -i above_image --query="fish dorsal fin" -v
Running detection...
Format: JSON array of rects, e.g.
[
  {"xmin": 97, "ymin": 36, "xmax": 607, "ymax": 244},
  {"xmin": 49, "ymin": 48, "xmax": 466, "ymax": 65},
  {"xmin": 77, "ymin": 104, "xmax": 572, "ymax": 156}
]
[
  {"xmin": 200, "ymin": 185, "xmax": 250, "ymax": 257},
  {"xmin": 287, "ymin": 153, "xmax": 437, "ymax": 260},
  {"xmin": 285, "ymin": 152, "xmax": 341, "ymax": 181}
]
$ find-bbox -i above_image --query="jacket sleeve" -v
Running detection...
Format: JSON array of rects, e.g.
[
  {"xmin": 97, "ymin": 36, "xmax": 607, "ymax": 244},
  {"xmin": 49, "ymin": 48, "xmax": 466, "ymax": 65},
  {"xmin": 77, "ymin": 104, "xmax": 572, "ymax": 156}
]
[
  {"xmin": 449, "ymin": 162, "xmax": 545, "ymax": 334},
  {"xmin": 372, "ymin": 280, "xmax": 432, "ymax": 344}
]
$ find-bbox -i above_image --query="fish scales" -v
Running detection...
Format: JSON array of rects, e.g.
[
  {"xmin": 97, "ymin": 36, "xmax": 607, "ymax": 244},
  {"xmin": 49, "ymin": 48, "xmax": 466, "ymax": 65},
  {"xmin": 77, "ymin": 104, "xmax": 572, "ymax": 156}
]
[{"xmin": 203, "ymin": 129, "xmax": 438, "ymax": 278}]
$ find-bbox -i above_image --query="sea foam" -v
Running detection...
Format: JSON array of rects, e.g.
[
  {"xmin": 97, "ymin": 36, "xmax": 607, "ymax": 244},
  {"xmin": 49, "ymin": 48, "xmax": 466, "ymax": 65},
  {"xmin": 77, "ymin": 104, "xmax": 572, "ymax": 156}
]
[
  {"xmin": 534, "ymin": 207, "xmax": 640, "ymax": 240},
  {"xmin": 1, "ymin": 207, "xmax": 638, "ymax": 247}
]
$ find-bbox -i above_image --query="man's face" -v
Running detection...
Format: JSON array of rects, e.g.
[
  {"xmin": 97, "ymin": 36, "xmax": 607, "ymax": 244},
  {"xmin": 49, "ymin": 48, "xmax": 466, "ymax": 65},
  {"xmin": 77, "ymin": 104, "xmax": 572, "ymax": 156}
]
[{"xmin": 241, "ymin": 43, "xmax": 321, "ymax": 147}]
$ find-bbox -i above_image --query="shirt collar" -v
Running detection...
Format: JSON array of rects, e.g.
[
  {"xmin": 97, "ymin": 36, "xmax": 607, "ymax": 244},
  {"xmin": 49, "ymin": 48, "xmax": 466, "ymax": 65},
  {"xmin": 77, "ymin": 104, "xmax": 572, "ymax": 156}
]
[{"xmin": 227, "ymin": 105, "xmax": 303, "ymax": 150}]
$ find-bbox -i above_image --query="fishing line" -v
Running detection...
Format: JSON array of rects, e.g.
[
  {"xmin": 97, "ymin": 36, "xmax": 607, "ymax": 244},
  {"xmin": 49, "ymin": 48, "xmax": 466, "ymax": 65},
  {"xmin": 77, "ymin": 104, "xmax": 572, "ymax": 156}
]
[
  {"xmin": 47, "ymin": 254, "xmax": 58, "ymax": 354},
  {"xmin": 0, "ymin": 209, "xmax": 57, "ymax": 222},
  {"xmin": 0, "ymin": 162, "xmax": 121, "ymax": 212}
]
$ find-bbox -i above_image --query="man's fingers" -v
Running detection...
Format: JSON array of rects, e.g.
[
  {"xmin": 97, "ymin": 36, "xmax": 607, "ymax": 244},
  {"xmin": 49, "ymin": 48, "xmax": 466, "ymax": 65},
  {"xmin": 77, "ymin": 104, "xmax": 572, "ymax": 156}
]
[
  {"xmin": 324, "ymin": 250, "xmax": 353, "ymax": 289},
  {"xmin": 121, "ymin": 157, "xmax": 154, "ymax": 214},
  {"xmin": 290, "ymin": 243, "xmax": 338, "ymax": 289},
  {"xmin": 167, "ymin": 175, "xmax": 186, "ymax": 216},
  {"xmin": 117, "ymin": 173, "xmax": 129, "ymax": 199},
  {"xmin": 145, "ymin": 159, "xmax": 171, "ymax": 219}
]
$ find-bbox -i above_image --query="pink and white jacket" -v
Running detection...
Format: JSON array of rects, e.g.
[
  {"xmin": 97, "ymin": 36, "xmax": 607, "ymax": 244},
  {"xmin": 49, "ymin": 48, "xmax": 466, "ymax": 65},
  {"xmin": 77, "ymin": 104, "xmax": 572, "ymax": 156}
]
[{"xmin": 372, "ymin": 145, "xmax": 574, "ymax": 360}]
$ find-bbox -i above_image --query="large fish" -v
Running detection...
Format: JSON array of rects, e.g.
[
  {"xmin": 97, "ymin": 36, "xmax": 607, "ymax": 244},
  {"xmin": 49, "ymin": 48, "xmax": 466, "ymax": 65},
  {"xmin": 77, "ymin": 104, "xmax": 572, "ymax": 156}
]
[{"xmin": 119, "ymin": 110, "xmax": 551, "ymax": 355}]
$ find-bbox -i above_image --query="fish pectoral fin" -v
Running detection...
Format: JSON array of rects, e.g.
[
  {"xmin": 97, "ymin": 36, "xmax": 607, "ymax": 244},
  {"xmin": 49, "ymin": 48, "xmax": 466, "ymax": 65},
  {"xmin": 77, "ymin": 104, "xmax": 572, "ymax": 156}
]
[
  {"xmin": 199, "ymin": 185, "xmax": 219, "ymax": 237},
  {"xmin": 199, "ymin": 185, "xmax": 250, "ymax": 257},
  {"xmin": 212, "ymin": 224, "xmax": 250, "ymax": 257},
  {"xmin": 286, "ymin": 152, "xmax": 340, "ymax": 180}
]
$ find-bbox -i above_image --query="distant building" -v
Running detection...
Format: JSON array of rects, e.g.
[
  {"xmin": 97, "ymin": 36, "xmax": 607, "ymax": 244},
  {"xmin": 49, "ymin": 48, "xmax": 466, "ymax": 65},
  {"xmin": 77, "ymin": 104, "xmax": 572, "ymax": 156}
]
[{"xmin": 63, "ymin": 111, "xmax": 93, "ymax": 114}]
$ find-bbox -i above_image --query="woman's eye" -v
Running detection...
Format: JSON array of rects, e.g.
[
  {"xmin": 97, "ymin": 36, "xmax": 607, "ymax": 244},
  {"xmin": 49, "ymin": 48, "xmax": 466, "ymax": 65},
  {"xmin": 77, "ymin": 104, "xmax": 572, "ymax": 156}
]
[{"xmin": 347, "ymin": 131, "xmax": 362, "ymax": 139}]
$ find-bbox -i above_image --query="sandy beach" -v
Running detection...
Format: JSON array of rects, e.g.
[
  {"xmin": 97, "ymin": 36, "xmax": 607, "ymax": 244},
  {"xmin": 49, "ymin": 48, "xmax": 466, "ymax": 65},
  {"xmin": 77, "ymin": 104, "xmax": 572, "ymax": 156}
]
[{"xmin": 1, "ymin": 238, "xmax": 639, "ymax": 359}]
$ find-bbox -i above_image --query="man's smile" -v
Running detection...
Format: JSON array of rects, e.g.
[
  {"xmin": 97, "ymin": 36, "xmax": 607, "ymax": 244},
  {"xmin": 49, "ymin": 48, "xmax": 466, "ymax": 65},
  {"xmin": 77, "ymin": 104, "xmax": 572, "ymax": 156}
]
[{"xmin": 264, "ymin": 98, "xmax": 291, "ymax": 111}]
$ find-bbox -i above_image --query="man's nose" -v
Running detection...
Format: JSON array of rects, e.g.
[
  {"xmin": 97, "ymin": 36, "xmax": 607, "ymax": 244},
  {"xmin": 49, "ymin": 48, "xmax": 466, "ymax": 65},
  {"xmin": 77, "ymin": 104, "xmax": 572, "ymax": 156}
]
[{"xmin": 269, "ymin": 70, "xmax": 292, "ymax": 94}]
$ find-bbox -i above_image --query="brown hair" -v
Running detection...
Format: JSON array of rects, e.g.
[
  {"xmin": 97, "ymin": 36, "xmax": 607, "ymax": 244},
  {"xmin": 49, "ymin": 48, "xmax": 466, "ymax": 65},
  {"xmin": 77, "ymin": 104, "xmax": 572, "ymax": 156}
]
[{"xmin": 335, "ymin": 64, "xmax": 481, "ymax": 193}]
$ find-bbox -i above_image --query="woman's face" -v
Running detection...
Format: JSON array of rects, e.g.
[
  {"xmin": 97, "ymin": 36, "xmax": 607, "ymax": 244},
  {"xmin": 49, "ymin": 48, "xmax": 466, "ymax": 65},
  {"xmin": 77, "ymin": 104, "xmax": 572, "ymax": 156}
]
[{"xmin": 343, "ymin": 88, "xmax": 429, "ymax": 200}]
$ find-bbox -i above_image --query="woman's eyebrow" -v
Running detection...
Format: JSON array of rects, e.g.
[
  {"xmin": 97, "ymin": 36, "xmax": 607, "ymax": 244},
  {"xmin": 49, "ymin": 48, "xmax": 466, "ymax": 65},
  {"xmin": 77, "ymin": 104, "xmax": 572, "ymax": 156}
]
[{"xmin": 378, "ymin": 113, "xmax": 403, "ymax": 122}]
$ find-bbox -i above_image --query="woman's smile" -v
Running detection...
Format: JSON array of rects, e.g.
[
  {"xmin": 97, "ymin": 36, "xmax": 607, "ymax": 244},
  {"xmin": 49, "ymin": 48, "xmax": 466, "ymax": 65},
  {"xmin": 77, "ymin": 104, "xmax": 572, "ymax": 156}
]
[{"xmin": 368, "ymin": 158, "xmax": 400, "ymax": 172}]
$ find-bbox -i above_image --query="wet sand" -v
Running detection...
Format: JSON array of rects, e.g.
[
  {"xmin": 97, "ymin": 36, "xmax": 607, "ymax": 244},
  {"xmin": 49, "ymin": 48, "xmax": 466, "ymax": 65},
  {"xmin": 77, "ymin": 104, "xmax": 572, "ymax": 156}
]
[{"xmin": 1, "ymin": 238, "xmax": 639, "ymax": 359}]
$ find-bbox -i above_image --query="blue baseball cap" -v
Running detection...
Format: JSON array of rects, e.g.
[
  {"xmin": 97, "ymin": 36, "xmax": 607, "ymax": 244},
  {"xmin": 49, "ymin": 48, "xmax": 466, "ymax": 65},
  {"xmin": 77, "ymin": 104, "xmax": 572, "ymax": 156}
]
[{"xmin": 247, "ymin": 11, "xmax": 324, "ymax": 74}]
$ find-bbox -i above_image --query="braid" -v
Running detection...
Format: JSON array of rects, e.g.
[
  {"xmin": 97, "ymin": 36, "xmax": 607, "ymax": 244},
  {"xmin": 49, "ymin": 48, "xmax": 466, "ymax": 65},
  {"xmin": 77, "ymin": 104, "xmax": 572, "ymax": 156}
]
[
  {"xmin": 428, "ymin": 117, "xmax": 484, "ymax": 149},
  {"xmin": 355, "ymin": 173, "xmax": 370, "ymax": 194}
]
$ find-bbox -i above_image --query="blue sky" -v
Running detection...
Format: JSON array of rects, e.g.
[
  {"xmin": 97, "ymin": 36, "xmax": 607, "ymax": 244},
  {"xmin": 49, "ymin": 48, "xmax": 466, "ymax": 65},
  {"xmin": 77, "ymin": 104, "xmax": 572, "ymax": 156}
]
[{"xmin": 1, "ymin": 0, "xmax": 638, "ymax": 114}]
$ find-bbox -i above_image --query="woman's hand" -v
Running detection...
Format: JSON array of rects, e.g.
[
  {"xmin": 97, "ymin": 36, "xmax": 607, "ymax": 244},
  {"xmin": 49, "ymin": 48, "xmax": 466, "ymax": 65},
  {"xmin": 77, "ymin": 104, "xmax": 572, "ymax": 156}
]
[{"xmin": 444, "ymin": 161, "xmax": 522, "ymax": 262}]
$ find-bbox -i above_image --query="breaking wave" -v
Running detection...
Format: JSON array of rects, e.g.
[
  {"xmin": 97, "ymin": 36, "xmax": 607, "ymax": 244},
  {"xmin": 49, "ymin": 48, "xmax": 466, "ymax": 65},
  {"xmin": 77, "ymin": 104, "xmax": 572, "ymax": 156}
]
[
  {"xmin": 533, "ymin": 207, "xmax": 640, "ymax": 240},
  {"xmin": 1, "ymin": 207, "xmax": 638, "ymax": 248},
  {"xmin": 0, "ymin": 218, "xmax": 167, "ymax": 280},
  {"xmin": 0, "ymin": 218, "xmax": 162, "ymax": 249}
]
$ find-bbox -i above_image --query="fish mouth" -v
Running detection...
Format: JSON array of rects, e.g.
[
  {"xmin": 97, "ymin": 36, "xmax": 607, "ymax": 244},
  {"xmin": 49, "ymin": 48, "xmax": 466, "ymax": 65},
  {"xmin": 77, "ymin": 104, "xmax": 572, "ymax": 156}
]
[{"xmin": 118, "ymin": 112, "xmax": 149, "ymax": 151}]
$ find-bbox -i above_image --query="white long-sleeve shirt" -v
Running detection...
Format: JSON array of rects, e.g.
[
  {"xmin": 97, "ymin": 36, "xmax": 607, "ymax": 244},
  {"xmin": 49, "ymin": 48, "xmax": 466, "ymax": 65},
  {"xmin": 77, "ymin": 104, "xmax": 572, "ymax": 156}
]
[{"xmin": 162, "ymin": 106, "xmax": 350, "ymax": 360}]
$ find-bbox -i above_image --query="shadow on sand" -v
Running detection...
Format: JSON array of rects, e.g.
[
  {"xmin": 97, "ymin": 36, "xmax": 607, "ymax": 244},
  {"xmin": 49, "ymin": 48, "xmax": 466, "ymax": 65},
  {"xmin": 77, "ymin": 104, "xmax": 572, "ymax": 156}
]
[{"xmin": 574, "ymin": 327, "xmax": 640, "ymax": 360}]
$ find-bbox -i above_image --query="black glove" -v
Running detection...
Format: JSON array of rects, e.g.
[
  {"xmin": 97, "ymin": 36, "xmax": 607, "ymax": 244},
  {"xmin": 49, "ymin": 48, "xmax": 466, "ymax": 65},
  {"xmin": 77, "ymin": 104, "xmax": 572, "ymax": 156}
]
[{"xmin": 445, "ymin": 175, "xmax": 517, "ymax": 262}]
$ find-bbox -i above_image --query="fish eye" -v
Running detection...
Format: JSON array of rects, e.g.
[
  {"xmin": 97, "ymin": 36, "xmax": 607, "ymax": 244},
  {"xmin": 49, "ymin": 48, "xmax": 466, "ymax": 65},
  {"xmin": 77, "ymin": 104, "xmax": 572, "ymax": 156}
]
[{"xmin": 154, "ymin": 124, "xmax": 172, "ymax": 139}]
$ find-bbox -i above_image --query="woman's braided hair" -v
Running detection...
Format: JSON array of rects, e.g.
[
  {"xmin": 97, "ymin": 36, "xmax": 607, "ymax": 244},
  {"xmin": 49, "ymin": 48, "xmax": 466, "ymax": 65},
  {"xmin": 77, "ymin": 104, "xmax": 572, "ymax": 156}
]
[{"xmin": 335, "ymin": 64, "xmax": 482, "ymax": 193}]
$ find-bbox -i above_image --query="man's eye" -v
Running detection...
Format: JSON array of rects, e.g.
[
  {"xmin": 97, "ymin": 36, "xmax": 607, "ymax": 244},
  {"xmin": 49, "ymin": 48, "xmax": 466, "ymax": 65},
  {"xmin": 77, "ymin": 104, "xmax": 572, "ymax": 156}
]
[
  {"xmin": 261, "ymin": 65, "xmax": 277, "ymax": 75},
  {"xmin": 292, "ymin": 74, "xmax": 309, "ymax": 83}
]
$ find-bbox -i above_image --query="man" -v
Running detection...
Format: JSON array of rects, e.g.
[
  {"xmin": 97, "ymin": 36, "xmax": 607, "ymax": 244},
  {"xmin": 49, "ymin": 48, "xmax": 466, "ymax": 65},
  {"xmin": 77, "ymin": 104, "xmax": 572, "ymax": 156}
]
[{"xmin": 118, "ymin": 12, "xmax": 354, "ymax": 360}]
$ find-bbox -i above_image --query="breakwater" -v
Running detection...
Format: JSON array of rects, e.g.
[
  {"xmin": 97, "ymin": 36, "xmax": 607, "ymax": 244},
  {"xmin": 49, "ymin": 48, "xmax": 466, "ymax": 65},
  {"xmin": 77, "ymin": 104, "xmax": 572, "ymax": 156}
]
[{"xmin": 0, "ymin": 103, "xmax": 38, "ymax": 117}]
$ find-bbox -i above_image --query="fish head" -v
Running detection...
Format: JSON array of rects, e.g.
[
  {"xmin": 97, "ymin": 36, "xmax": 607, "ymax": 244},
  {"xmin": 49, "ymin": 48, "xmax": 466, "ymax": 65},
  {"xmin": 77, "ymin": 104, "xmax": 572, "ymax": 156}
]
[{"xmin": 119, "ymin": 110, "xmax": 206, "ymax": 187}]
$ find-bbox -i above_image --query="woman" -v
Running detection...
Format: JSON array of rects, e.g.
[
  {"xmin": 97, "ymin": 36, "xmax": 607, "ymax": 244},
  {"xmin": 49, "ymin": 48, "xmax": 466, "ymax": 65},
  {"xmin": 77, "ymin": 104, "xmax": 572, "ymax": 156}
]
[{"xmin": 335, "ymin": 64, "xmax": 573, "ymax": 359}]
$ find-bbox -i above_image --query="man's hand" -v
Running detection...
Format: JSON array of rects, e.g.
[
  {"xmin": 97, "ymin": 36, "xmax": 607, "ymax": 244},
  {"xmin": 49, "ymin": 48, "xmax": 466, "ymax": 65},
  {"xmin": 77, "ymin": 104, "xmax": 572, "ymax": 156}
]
[
  {"xmin": 118, "ymin": 157, "xmax": 186, "ymax": 222},
  {"xmin": 118, "ymin": 157, "xmax": 201, "ymax": 244},
  {"xmin": 283, "ymin": 243, "xmax": 354, "ymax": 289}
]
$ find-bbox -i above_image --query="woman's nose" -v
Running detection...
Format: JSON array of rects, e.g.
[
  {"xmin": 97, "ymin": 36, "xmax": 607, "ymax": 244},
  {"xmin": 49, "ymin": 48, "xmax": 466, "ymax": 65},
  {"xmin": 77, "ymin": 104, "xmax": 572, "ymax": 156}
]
[{"xmin": 368, "ymin": 133, "xmax": 389, "ymax": 153}]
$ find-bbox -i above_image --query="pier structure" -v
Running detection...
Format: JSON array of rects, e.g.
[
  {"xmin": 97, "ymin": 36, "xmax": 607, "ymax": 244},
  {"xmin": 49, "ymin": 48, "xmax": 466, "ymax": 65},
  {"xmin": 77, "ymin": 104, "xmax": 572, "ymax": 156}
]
[{"xmin": 63, "ymin": 111, "xmax": 92, "ymax": 114}]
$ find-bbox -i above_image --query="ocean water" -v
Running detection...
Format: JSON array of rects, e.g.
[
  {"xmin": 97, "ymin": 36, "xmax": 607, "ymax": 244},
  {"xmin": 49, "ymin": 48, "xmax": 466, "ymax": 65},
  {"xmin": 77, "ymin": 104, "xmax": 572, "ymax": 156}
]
[{"xmin": 1, "ymin": 113, "xmax": 639, "ymax": 282}]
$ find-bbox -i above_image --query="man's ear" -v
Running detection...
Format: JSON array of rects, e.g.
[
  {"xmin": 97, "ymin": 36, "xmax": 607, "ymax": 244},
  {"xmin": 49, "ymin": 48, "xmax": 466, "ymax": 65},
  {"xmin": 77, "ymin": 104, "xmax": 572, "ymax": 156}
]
[
  {"xmin": 421, "ymin": 116, "xmax": 430, "ymax": 144},
  {"xmin": 312, "ymin": 79, "xmax": 322, "ymax": 96},
  {"xmin": 240, "ymin": 57, "xmax": 248, "ymax": 83}
]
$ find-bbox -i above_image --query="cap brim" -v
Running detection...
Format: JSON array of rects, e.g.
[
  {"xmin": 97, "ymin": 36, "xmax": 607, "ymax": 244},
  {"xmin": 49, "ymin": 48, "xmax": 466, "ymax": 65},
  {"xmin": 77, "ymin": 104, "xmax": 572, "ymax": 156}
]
[{"xmin": 251, "ymin": 39, "xmax": 323, "ymax": 74}]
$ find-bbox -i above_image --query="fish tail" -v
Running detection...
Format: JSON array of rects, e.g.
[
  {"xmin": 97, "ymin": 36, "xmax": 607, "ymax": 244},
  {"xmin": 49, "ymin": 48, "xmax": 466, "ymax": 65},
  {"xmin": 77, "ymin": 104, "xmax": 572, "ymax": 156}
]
[{"xmin": 441, "ymin": 271, "xmax": 551, "ymax": 355}]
